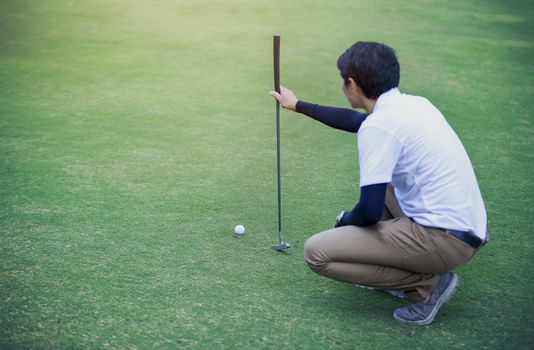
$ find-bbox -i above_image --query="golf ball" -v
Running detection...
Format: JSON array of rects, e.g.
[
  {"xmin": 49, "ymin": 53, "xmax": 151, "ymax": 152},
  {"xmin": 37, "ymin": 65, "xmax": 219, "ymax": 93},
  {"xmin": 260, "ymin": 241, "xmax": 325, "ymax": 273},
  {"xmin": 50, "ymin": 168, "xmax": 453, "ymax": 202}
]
[{"xmin": 234, "ymin": 224, "xmax": 245, "ymax": 235}]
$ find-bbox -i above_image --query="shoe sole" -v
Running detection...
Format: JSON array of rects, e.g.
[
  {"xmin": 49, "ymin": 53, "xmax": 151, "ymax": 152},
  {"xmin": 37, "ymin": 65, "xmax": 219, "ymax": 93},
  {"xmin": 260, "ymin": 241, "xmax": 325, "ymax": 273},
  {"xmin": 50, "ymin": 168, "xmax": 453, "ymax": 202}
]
[
  {"xmin": 355, "ymin": 284, "xmax": 406, "ymax": 299},
  {"xmin": 393, "ymin": 273, "xmax": 460, "ymax": 326}
]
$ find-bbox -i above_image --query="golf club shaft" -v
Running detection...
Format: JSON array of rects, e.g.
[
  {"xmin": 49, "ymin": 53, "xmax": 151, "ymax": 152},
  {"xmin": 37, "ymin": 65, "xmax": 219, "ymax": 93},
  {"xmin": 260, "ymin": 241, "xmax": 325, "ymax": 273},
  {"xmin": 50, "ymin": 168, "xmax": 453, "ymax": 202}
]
[{"xmin": 273, "ymin": 35, "xmax": 282, "ymax": 244}]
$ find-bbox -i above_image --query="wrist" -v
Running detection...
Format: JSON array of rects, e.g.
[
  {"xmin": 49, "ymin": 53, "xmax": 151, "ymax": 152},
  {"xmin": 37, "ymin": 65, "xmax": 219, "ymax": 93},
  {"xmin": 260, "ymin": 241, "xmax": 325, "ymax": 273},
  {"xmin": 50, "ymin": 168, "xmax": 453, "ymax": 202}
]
[
  {"xmin": 294, "ymin": 100, "xmax": 303, "ymax": 113},
  {"xmin": 335, "ymin": 210, "xmax": 346, "ymax": 228}
]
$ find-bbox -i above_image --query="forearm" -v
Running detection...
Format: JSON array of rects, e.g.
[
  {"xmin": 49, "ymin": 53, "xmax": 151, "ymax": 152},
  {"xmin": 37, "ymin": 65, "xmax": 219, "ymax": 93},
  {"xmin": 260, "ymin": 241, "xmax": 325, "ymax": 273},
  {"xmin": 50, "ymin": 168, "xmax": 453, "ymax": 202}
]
[
  {"xmin": 296, "ymin": 100, "xmax": 368, "ymax": 133},
  {"xmin": 342, "ymin": 202, "xmax": 382, "ymax": 226},
  {"xmin": 340, "ymin": 183, "xmax": 387, "ymax": 226}
]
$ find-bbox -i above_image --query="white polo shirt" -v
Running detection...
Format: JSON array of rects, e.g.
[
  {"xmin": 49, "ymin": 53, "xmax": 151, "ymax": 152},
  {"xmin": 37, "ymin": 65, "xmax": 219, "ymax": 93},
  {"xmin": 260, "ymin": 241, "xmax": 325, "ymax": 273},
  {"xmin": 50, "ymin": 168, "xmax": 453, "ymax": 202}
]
[{"xmin": 358, "ymin": 88, "xmax": 487, "ymax": 240}]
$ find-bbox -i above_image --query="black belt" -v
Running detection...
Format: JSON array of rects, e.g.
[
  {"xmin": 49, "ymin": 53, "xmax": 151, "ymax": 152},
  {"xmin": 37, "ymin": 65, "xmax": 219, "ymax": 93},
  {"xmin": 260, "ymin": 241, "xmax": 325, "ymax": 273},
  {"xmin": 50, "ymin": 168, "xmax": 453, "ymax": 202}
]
[{"xmin": 448, "ymin": 229, "xmax": 486, "ymax": 249}]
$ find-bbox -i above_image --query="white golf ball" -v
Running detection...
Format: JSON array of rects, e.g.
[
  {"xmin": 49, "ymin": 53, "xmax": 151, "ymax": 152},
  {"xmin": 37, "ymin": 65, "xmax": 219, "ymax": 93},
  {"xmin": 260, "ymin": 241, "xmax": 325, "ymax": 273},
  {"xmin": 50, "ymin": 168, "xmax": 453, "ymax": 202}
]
[{"xmin": 234, "ymin": 224, "xmax": 245, "ymax": 235}]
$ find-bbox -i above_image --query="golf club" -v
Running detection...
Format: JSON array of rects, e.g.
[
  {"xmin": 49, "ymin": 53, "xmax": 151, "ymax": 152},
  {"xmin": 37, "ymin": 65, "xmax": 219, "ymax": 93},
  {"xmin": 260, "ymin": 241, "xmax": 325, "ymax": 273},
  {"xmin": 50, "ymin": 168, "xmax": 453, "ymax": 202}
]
[{"xmin": 272, "ymin": 34, "xmax": 291, "ymax": 252}]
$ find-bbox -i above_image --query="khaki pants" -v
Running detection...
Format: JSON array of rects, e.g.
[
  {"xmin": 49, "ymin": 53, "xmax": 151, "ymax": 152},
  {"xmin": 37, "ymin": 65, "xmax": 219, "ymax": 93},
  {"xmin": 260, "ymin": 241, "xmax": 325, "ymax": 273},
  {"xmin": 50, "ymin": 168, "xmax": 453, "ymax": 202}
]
[{"xmin": 304, "ymin": 184, "xmax": 476, "ymax": 301}]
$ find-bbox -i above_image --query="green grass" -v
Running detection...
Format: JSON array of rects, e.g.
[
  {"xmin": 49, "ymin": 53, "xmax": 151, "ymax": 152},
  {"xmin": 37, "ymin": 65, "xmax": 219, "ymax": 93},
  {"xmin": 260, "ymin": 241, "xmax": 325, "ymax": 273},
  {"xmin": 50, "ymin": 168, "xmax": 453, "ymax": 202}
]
[{"xmin": 1, "ymin": 0, "xmax": 533, "ymax": 348}]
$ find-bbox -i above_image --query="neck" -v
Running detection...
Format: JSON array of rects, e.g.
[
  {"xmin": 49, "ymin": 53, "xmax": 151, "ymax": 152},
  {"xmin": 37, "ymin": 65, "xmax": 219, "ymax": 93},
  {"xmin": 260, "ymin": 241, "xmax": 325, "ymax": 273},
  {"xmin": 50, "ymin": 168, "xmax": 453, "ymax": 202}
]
[{"xmin": 362, "ymin": 98, "xmax": 377, "ymax": 113}]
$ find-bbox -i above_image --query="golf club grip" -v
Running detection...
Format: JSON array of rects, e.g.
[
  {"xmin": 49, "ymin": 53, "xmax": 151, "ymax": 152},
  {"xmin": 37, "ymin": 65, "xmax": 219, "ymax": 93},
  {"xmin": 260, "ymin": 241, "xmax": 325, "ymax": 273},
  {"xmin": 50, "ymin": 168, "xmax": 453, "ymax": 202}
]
[{"xmin": 273, "ymin": 35, "xmax": 280, "ymax": 93}]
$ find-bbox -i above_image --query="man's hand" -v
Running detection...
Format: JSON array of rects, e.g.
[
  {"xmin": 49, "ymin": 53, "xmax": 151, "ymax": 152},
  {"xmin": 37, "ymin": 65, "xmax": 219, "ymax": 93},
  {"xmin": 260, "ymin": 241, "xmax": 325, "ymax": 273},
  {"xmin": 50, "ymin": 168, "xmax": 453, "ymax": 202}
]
[{"xmin": 270, "ymin": 86, "xmax": 299, "ymax": 111}]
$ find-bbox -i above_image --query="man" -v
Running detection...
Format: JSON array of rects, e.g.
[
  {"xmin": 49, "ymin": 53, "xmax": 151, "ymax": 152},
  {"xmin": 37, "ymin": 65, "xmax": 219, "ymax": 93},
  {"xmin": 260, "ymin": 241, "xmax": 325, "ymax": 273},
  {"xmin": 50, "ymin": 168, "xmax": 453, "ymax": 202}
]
[{"xmin": 270, "ymin": 41, "xmax": 487, "ymax": 325}]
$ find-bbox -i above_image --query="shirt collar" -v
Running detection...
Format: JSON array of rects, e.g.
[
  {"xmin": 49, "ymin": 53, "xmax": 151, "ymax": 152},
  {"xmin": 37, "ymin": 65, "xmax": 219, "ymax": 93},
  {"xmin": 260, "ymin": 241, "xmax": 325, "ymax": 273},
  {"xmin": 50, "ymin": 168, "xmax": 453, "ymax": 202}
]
[{"xmin": 373, "ymin": 87, "xmax": 400, "ymax": 112}]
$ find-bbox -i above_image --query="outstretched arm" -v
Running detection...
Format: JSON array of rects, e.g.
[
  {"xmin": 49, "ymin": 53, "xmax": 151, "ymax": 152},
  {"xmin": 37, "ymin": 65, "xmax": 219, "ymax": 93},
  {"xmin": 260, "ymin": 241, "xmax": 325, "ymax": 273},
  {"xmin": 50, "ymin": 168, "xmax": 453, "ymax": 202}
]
[
  {"xmin": 296, "ymin": 101, "xmax": 367, "ymax": 133},
  {"xmin": 270, "ymin": 86, "xmax": 368, "ymax": 133}
]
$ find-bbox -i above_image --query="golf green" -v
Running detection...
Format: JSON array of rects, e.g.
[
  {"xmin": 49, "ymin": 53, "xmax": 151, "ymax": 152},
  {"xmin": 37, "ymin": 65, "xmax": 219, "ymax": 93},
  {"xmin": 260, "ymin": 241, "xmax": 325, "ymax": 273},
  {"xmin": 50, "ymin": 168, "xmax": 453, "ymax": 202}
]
[{"xmin": 1, "ymin": 0, "xmax": 533, "ymax": 348}]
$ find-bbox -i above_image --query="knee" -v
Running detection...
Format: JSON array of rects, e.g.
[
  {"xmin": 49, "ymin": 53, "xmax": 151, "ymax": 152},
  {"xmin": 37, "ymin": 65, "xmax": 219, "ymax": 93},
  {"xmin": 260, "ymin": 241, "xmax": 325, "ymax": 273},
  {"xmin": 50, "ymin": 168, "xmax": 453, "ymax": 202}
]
[{"xmin": 304, "ymin": 234, "xmax": 328, "ymax": 274}]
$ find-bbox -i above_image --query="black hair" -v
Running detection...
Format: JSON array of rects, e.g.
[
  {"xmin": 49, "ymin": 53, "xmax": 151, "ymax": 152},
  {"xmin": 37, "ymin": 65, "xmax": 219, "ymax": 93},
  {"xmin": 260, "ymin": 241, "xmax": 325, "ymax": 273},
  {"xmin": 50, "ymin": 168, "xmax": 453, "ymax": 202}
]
[{"xmin": 336, "ymin": 42, "xmax": 400, "ymax": 99}]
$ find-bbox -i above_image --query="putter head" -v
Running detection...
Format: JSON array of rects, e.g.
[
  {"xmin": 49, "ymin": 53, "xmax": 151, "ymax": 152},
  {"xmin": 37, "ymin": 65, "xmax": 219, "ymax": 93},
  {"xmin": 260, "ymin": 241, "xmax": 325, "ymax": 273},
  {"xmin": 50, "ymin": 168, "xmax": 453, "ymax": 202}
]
[{"xmin": 271, "ymin": 242, "xmax": 291, "ymax": 251}]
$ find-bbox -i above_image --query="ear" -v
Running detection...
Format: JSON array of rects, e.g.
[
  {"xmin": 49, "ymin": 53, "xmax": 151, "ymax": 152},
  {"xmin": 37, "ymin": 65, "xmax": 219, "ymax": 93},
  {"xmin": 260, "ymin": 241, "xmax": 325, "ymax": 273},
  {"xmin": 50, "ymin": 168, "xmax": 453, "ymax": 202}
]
[{"xmin": 347, "ymin": 77, "xmax": 361, "ymax": 94}]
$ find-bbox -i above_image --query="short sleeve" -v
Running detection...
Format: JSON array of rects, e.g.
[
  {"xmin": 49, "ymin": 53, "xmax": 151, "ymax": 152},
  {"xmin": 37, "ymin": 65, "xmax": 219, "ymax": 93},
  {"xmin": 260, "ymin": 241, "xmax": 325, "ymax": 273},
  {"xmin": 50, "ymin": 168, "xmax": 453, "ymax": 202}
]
[{"xmin": 358, "ymin": 126, "xmax": 403, "ymax": 187}]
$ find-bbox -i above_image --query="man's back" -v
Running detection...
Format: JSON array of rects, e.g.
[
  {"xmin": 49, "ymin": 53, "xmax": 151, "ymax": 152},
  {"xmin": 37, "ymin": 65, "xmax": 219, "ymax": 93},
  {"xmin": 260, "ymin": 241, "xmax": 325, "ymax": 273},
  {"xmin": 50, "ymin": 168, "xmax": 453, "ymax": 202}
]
[{"xmin": 359, "ymin": 88, "xmax": 487, "ymax": 239}]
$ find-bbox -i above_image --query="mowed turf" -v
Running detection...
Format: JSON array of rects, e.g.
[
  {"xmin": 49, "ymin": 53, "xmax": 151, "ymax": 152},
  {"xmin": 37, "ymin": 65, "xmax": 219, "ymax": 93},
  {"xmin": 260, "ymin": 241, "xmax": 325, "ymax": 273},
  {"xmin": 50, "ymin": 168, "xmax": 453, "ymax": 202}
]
[{"xmin": 1, "ymin": 0, "xmax": 533, "ymax": 348}]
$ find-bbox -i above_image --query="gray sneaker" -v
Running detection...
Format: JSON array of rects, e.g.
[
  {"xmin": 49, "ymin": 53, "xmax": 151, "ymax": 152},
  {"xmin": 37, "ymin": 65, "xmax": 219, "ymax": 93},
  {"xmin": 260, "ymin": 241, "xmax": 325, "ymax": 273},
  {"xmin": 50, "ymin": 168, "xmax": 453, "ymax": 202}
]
[
  {"xmin": 355, "ymin": 284, "xmax": 406, "ymax": 299},
  {"xmin": 393, "ymin": 272, "xmax": 459, "ymax": 325}
]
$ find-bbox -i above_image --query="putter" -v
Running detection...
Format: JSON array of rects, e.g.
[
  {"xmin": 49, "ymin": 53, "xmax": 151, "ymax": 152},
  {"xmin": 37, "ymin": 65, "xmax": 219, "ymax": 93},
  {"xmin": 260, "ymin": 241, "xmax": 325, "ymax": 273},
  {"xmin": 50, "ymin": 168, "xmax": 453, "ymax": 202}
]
[{"xmin": 272, "ymin": 34, "xmax": 290, "ymax": 252}]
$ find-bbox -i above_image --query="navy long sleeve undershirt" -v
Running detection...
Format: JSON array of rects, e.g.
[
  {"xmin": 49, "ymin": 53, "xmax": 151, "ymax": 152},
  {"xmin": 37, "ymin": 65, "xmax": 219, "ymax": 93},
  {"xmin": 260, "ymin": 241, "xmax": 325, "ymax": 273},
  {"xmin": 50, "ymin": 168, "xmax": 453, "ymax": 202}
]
[
  {"xmin": 296, "ymin": 100, "xmax": 368, "ymax": 133},
  {"xmin": 341, "ymin": 183, "xmax": 388, "ymax": 226}
]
